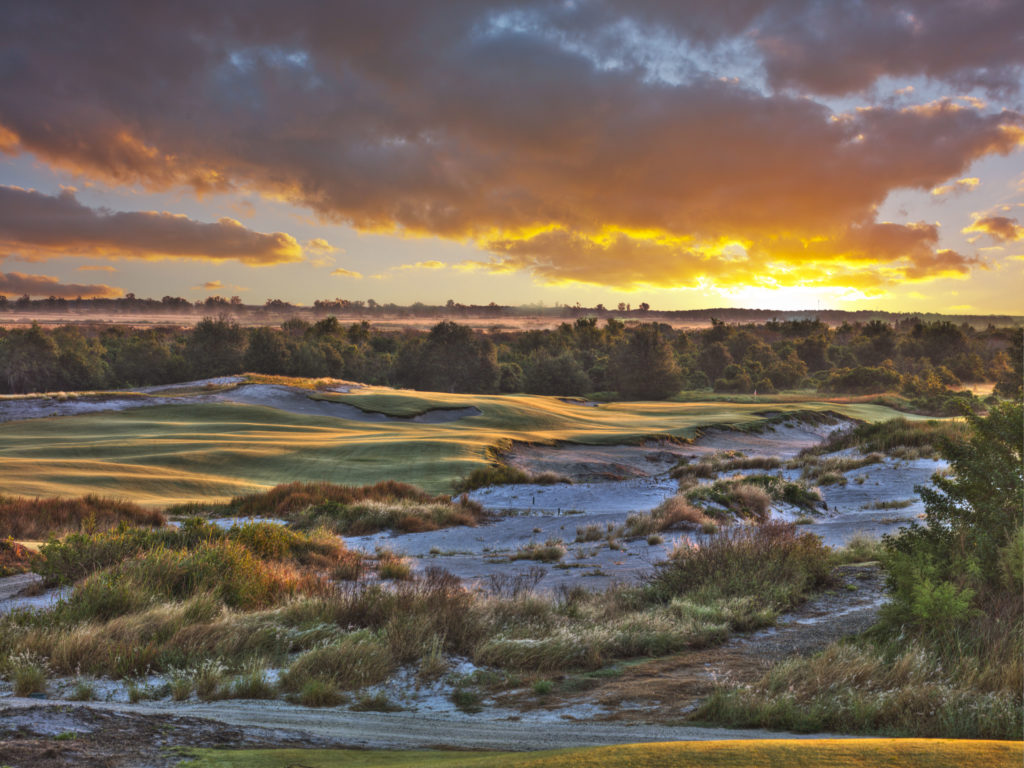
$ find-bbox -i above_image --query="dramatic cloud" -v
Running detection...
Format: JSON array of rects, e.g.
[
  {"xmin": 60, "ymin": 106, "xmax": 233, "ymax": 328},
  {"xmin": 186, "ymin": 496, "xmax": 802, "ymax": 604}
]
[
  {"xmin": 0, "ymin": 2, "xmax": 1021, "ymax": 292},
  {"xmin": 964, "ymin": 215, "xmax": 1024, "ymax": 242},
  {"xmin": 0, "ymin": 187, "xmax": 303, "ymax": 265},
  {"xmin": 0, "ymin": 271, "xmax": 122, "ymax": 298},
  {"xmin": 330, "ymin": 268, "xmax": 363, "ymax": 279},
  {"xmin": 742, "ymin": 0, "xmax": 1024, "ymax": 95}
]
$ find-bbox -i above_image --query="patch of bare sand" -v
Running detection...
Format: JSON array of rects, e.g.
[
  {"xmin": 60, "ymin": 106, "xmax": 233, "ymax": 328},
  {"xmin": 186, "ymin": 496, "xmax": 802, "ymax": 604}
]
[{"xmin": 502, "ymin": 422, "xmax": 839, "ymax": 483}]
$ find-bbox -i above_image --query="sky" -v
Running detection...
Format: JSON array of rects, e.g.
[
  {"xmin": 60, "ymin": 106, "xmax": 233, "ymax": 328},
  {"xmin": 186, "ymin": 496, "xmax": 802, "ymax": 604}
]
[{"xmin": 0, "ymin": 1, "xmax": 1022, "ymax": 313}]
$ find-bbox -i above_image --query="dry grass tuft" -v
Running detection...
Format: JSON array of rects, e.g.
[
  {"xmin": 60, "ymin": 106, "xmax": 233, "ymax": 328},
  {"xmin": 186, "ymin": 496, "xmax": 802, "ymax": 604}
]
[{"xmin": 625, "ymin": 496, "xmax": 711, "ymax": 538}]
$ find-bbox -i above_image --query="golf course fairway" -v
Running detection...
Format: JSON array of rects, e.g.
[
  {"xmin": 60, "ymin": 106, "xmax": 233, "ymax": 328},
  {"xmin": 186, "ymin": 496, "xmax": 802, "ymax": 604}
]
[{"xmin": 0, "ymin": 383, "xmax": 929, "ymax": 504}]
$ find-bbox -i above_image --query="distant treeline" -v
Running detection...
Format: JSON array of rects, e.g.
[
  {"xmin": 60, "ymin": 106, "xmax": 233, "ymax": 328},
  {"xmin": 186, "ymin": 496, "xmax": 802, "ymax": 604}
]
[
  {"xmin": 2, "ymin": 315, "xmax": 1020, "ymax": 409},
  {"xmin": 2, "ymin": 293, "xmax": 1022, "ymax": 330}
]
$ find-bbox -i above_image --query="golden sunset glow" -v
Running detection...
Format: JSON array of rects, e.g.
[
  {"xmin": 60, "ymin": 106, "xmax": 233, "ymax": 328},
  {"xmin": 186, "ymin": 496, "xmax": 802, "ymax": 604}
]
[{"xmin": 0, "ymin": 2, "xmax": 1021, "ymax": 311}]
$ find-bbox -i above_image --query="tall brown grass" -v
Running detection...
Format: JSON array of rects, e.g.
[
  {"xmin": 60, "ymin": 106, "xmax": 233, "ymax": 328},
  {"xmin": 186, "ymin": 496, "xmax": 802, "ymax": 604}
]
[
  {"xmin": 625, "ymin": 495, "xmax": 711, "ymax": 537},
  {"xmin": 0, "ymin": 495, "xmax": 165, "ymax": 539}
]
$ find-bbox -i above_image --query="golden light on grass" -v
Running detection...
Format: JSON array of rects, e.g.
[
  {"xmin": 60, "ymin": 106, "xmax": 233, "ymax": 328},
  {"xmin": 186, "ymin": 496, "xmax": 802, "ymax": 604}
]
[
  {"xmin": 0, "ymin": 383, "xmax": 936, "ymax": 505},
  {"xmin": 178, "ymin": 739, "xmax": 1024, "ymax": 768}
]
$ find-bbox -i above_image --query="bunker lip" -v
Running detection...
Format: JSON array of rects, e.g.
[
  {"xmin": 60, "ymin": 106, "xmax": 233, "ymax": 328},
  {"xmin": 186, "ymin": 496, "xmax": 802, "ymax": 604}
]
[
  {"xmin": 0, "ymin": 381, "xmax": 482, "ymax": 425},
  {"xmin": 225, "ymin": 385, "xmax": 482, "ymax": 423}
]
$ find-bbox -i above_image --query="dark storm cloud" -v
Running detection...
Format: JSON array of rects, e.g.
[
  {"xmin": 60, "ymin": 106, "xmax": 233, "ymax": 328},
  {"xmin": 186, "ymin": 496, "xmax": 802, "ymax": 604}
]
[
  {"xmin": 0, "ymin": 187, "xmax": 303, "ymax": 264},
  {"xmin": 0, "ymin": 1, "xmax": 1021, "ymax": 288}
]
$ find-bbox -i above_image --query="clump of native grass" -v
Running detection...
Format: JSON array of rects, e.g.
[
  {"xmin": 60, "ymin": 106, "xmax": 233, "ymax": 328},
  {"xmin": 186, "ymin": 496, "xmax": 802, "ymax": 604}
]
[
  {"xmin": 2, "ymin": 651, "xmax": 49, "ymax": 696},
  {"xmin": 169, "ymin": 480, "xmax": 486, "ymax": 536},
  {"xmin": 671, "ymin": 451, "xmax": 782, "ymax": 482},
  {"xmin": 0, "ymin": 495, "xmax": 165, "ymax": 539},
  {"xmin": 685, "ymin": 475, "xmax": 822, "ymax": 519},
  {"xmin": 789, "ymin": 453, "xmax": 885, "ymax": 486},
  {"xmin": 624, "ymin": 496, "xmax": 713, "ymax": 538},
  {"xmin": 34, "ymin": 517, "xmax": 355, "ymax": 587},
  {"xmin": 831, "ymin": 533, "xmax": 886, "ymax": 565},
  {"xmin": 509, "ymin": 539, "xmax": 565, "ymax": 563},
  {"xmin": 454, "ymin": 464, "xmax": 570, "ymax": 493},
  {"xmin": 376, "ymin": 549, "xmax": 413, "ymax": 580},
  {"xmin": 799, "ymin": 417, "xmax": 966, "ymax": 461}
]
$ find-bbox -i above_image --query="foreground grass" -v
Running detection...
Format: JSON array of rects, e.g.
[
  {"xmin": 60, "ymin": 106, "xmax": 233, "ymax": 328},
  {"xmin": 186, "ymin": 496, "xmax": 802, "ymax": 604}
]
[
  {"xmin": 1, "ymin": 523, "xmax": 832, "ymax": 688},
  {"xmin": 0, "ymin": 382, "xmax": 925, "ymax": 503},
  {"xmin": 178, "ymin": 740, "xmax": 1024, "ymax": 768},
  {"xmin": 695, "ymin": 633, "xmax": 1023, "ymax": 740}
]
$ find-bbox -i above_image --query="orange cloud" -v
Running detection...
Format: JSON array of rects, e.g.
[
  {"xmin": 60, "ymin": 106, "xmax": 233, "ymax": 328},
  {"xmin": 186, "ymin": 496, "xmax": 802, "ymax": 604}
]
[
  {"xmin": 393, "ymin": 260, "xmax": 446, "ymax": 271},
  {"xmin": 0, "ymin": 186, "xmax": 304, "ymax": 265},
  {"xmin": 307, "ymin": 238, "xmax": 340, "ymax": 253},
  {"xmin": 76, "ymin": 264, "xmax": 117, "ymax": 272},
  {"xmin": 964, "ymin": 215, "xmax": 1023, "ymax": 242},
  {"xmin": 330, "ymin": 268, "xmax": 363, "ymax": 278},
  {"xmin": 930, "ymin": 177, "xmax": 980, "ymax": 197},
  {"xmin": 0, "ymin": 271, "xmax": 122, "ymax": 298}
]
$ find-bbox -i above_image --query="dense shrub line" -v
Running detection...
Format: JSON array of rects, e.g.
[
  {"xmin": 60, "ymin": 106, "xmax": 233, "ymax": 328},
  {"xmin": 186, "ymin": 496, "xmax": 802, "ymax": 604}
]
[{"xmin": 2, "ymin": 316, "xmax": 1018, "ymax": 409}]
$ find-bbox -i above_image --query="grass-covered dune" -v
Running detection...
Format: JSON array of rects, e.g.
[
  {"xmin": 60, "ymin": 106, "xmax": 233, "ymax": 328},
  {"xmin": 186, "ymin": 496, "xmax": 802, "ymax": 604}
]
[
  {"xmin": 179, "ymin": 740, "xmax": 1023, "ymax": 768},
  {"xmin": 0, "ymin": 382, "xmax": 930, "ymax": 505}
]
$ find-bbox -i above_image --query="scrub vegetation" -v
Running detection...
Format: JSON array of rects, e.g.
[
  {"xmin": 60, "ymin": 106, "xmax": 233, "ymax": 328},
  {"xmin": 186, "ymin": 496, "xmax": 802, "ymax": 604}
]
[
  {"xmin": 695, "ymin": 400, "xmax": 1023, "ymax": 740},
  {"xmin": 0, "ymin": 519, "xmax": 835, "ymax": 700},
  {"xmin": 0, "ymin": 495, "xmax": 166, "ymax": 539},
  {"xmin": 1, "ymin": 316, "xmax": 1018, "ymax": 417}
]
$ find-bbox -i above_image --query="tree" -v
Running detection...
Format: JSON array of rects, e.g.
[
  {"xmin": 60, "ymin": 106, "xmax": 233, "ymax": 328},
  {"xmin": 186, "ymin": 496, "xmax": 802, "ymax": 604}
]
[
  {"xmin": 185, "ymin": 317, "xmax": 245, "ymax": 377},
  {"xmin": 993, "ymin": 329, "xmax": 1022, "ymax": 400},
  {"xmin": 397, "ymin": 321, "xmax": 499, "ymax": 393},
  {"xmin": 0, "ymin": 324, "xmax": 59, "ymax": 393},
  {"xmin": 243, "ymin": 327, "xmax": 289, "ymax": 374},
  {"xmin": 611, "ymin": 324, "xmax": 682, "ymax": 400},
  {"xmin": 698, "ymin": 341, "xmax": 733, "ymax": 383},
  {"xmin": 882, "ymin": 399, "xmax": 1023, "ymax": 633},
  {"xmin": 523, "ymin": 350, "xmax": 590, "ymax": 395}
]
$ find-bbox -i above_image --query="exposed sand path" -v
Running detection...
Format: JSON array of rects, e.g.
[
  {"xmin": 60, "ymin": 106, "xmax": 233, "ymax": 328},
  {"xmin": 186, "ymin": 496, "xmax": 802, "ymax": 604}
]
[{"xmin": 0, "ymin": 696, "xmax": 846, "ymax": 752}]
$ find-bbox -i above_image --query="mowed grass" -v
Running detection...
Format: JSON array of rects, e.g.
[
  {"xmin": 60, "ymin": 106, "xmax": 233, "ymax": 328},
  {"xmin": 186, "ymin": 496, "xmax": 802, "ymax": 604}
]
[
  {"xmin": 0, "ymin": 383, "xmax": 928, "ymax": 505},
  {"xmin": 179, "ymin": 740, "xmax": 1023, "ymax": 768}
]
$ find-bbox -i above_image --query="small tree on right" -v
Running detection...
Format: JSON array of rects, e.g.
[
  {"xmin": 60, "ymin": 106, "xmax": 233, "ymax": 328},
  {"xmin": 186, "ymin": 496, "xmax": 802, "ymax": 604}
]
[{"xmin": 881, "ymin": 398, "xmax": 1023, "ymax": 635}]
